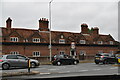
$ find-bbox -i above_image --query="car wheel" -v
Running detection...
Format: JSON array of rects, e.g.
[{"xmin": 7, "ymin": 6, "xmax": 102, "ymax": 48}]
[
  {"xmin": 95, "ymin": 61, "xmax": 99, "ymax": 64},
  {"xmin": 57, "ymin": 62, "xmax": 61, "ymax": 66},
  {"xmin": 103, "ymin": 60, "xmax": 108, "ymax": 64},
  {"xmin": 2, "ymin": 63, "xmax": 10, "ymax": 70},
  {"xmin": 31, "ymin": 62, "xmax": 36, "ymax": 68},
  {"xmin": 74, "ymin": 61, "xmax": 77, "ymax": 65}
]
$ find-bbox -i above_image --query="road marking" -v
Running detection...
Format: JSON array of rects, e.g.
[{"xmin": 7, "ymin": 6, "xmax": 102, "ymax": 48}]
[
  {"xmin": 39, "ymin": 68, "xmax": 46, "ymax": 70},
  {"xmin": 48, "ymin": 69, "xmax": 59, "ymax": 71},
  {"xmin": 66, "ymin": 71, "xmax": 70, "ymax": 73},
  {"xmin": 79, "ymin": 70, "xmax": 89, "ymax": 72},
  {"xmin": 93, "ymin": 69, "xmax": 101, "ymax": 71},
  {"xmin": 40, "ymin": 73, "xmax": 51, "ymax": 75},
  {"xmin": 110, "ymin": 67, "xmax": 118, "ymax": 69}
]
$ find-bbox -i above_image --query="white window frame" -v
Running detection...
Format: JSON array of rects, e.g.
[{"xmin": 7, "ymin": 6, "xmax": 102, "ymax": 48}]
[
  {"xmin": 10, "ymin": 51, "xmax": 19, "ymax": 55},
  {"xmin": 61, "ymin": 35, "xmax": 64, "ymax": 39},
  {"xmin": 10, "ymin": 37, "xmax": 19, "ymax": 42},
  {"xmin": 59, "ymin": 51, "xmax": 65, "ymax": 55},
  {"xmin": 59, "ymin": 39, "xmax": 65, "ymax": 44},
  {"xmin": 97, "ymin": 41, "xmax": 103, "ymax": 44},
  {"xmin": 110, "ymin": 41, "xmax": 113, "ymax": 45},
  {"xmin": 80, "ymin": 40, "xmax": 86, "ymax": 44},
  {"xmin": 32, "ymin": 38, "xmax": 40, "ymax": 43},
  {"xmin": 110, "ymin": 51, "xmax": 114, "ymax": 55},
  {"xmin": 98, "ymin": 50, "xmax": 103, "ymax": 53},
  {"xmin": 33, "ymin": 51, "xmax": 40, "ymax": 57},
  {"xmin": 80, "ymin": 51, "xmax": 86, "ymax": 55}
]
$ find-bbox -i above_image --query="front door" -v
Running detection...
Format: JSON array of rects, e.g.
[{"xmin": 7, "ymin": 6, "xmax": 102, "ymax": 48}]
[{"xmin": 70, "ymin": 49, "xmax": 76, "ymax": 58}]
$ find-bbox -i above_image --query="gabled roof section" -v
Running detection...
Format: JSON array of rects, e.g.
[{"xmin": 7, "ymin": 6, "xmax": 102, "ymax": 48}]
[{"xmin": 8, "ymin": 30, "xmax": 23, "ymax": 38}]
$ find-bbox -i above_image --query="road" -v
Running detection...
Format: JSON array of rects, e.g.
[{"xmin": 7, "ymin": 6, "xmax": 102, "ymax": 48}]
[{"xmin": 1, "ymin": 63, "xmax": 119, "ymax": 79}]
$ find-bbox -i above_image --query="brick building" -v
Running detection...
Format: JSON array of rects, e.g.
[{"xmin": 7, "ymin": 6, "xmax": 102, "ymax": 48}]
[{"xmin": 0, "ymin": 17, "xmax": 119, "ymax": 61}]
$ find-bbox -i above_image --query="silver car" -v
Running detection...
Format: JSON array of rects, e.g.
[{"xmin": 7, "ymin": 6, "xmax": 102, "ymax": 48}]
[{"xmin": 0, "ymin": 54, "xmax": 40, "ymax": 70}]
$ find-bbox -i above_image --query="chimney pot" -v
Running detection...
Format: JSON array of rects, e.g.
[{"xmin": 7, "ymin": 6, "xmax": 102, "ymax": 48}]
[
  {"xmin": 39, "ymin": 18, "xmax": 49, "ymax": 31},
  {"xmin": 81, "ymin": 23, "xmax": 88, "ymax": 34},
  {"xmin": 6, "ymin": 17, "xmax": 12, "ymax": 29}
]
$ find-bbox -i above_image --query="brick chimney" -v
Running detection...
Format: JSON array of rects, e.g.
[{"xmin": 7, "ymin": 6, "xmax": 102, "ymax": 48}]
[
  {"xmin": 6, "ymin": 17, "xmax": 12, "ymax": 29},
  {"xmin": 39, "ymin": 18, "xmax": 49, "ymax": 31},
  {"xmin": 93, "ymin": 27, "xmax": 99, "ymax": 35},
  {"xmin": 81, "ymin": 23, "xmax": 88, "ymax": 34}
]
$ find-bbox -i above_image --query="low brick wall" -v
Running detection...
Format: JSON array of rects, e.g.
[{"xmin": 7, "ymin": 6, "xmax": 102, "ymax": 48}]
[{"xmin": 28, "ymin": 56, "xmax": 50, "ymax": 62}]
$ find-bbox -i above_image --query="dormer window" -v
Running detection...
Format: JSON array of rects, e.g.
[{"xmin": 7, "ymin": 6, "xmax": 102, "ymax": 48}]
[
  {"xmin": 59, "ymin": 39, "xmax": 65, "ymax": 44},
  {"xmin": 98, "ymin": 41, "xmax": 103, "ymax": 44},
  {"xmin": 80, "ymin": 40, "xmax": 86, "ymax": 44},
  {"xmin": 23, "ymin": 39, "xmax": 28, "ymax": 42},
  {"xmin": 33, "ymin": 38, "xmax": 40, "ymax": 43},
  {"xmin": 10, "ymin": 37, "xmax": 19, "ymax": 42},
  {"xmin": 110, "ymin": 41, "xmax": 113, "ymax": 45}
]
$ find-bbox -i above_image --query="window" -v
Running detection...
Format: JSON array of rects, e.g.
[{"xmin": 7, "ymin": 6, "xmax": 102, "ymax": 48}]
[
  {"xmin": 33, "ymin": 38, "xmax": 40, "ymax": 43},
  {"xmin": 33, "ymin": 51, "xmax": 40, "ymax": 57},
  {"xmin": 110, "ymin": 41, "xmax": 113, "ymax": 45},
  {"xmin": 97, "ymin": 41, "xmax": 103, "ymax": 44},
  {"xmin": 17, "ymin": 55, "xmax": 27, "ymax": 59},
  {"xmin": 59, "ymin": 39, "xmax": 65, "ymax": 44},
  {"xmin": 59, "ymin": 51, "xmax": 65, "ymax": 55},
  {"xmin": 23, "ymin": 39, "xmax": 28, "ymax": 42},
  {"xmin": 80, "ymin": 40, "xmax": 86, "ymax": 44},
  {"xmin": 98, "ymin": 50, "xmax": 103, "ymax": 53},
  {"xmin": 10, "ymin": 37, "xmax": 18, "ymax": 42},
  {"xmin": 110, "ymin": 51, "xmax": 114, "ymax": 55},
  {"xmin": 61, "ymin": 35, "xmax": 64, "ymax": 38},
  {"xmin": 10, "ymin": 51, "xmax": 19, "ymax": 55},
  {"xmin": 80, "ymin": 51, "xmax": 86, "ymax": 55},
  {"xmin": 6, "ymin": 55, "xmax": 18, "ymax": 59}
]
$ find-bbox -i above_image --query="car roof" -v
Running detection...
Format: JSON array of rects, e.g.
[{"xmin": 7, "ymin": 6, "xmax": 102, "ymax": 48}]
[{"xmin": 2, "ymin": 54, "xmax": 22, "ymax": 56}]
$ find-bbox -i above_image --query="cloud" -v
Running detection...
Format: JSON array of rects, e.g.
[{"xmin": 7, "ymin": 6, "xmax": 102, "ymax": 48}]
[{"xmin": 1, "ymin": 1, "xmax": 118, "ymax": 40}]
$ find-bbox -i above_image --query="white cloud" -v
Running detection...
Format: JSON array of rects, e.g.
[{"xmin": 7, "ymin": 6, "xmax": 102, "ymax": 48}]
[{"xmin": 0, "ymin": 1, "xmax": 118, "ymax": 40}]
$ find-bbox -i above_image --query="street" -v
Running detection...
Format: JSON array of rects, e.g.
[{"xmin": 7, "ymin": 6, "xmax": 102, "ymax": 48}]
[{"xmin": 1, "ymin": 63, "xmax": 119, "ymax": 79}]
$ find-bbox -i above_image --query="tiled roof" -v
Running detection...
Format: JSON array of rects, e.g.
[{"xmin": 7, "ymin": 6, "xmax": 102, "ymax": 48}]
[{"xmin": 1, "ymin": 27, "xmax": 117, "ymax": 44}]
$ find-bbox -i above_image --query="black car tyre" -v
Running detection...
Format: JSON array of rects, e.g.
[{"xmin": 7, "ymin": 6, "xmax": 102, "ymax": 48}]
[
  {"xmin": 95, "ymin": 61, "xmax": 99, "ymax": 64},
  {"xmin": 103, "ymin": 60, "xmax": 108, "ymax": 64},
  {"xmin": 31, "ymin": 62, "xmax": 36, "ymax": 68},
  {"xmin": 57, "ymin": 61, "xmax": 61, "ymax": 66},
  {"xmin": 2, "ymin": 63, "xmax": 10, "ymax": 70},
  {"xmin": 74, "ymin": 61, "xmax": 77, "ymax": 65}
]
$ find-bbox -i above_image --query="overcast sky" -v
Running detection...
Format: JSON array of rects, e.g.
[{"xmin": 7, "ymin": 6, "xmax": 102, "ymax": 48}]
[{"xmin": 0, "ymin": 0, "xmax": 119, "ymax": 41}]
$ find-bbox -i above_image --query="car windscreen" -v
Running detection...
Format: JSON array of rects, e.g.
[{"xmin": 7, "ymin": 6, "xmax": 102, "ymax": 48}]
[
  {"xmin": 115, "ymin": 54, "xmax": 120, "ymax": 57},
  {"xmin": 95, "ymin": 54, "xmax": 102, "ymax": 56},
  {"xmin": 103, "ymin": 54, "xmax": 110, "ymax": 57},
  {"xmin": 54, "ymin": 55, "xmax": 64, "ymax": 58},
  {"xmin": 17, "ymin": 55, "xmax": 27, "ymax": 59}
]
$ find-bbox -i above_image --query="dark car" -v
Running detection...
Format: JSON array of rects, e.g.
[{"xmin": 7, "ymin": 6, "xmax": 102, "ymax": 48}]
[
  {"xmin": 52, "ymin": 54, "xmax": 79, "ymax": 66},
  {"xmin": 94, "ymin": 53, "xmax": 119, "ymax": 64},
  {"xmin": 0, "ymin": 54, "xmax": 40, "ymax": 70}
]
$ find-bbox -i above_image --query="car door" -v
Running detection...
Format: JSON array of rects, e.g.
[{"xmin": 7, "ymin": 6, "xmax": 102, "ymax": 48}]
[
  {"xmin": 64, "ymin": 55, "xmax": 71, "ymax": 65},
  {"xmin": 107, "ymin": 54, "xmax": 117, "ymax": 63},
  {"xmin": 16, "ymin": 55, "xmax": 28, "ymax": 67},
  {"xmin": 6, "ymin": 55, "xmax": 19, "ymax": 67}
]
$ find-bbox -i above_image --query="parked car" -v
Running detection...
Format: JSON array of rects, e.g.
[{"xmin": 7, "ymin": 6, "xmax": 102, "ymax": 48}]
[
  {"xmin": 0, "ymin": 54, "xmax": 40, "ymax": 70},
  {"xmin": 94, "ymin": 53, "xmax": 119, "ymax": 64},
  {"xmin": 52, "ymin": 54, "xmax": 79, "ymax": 66}
]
